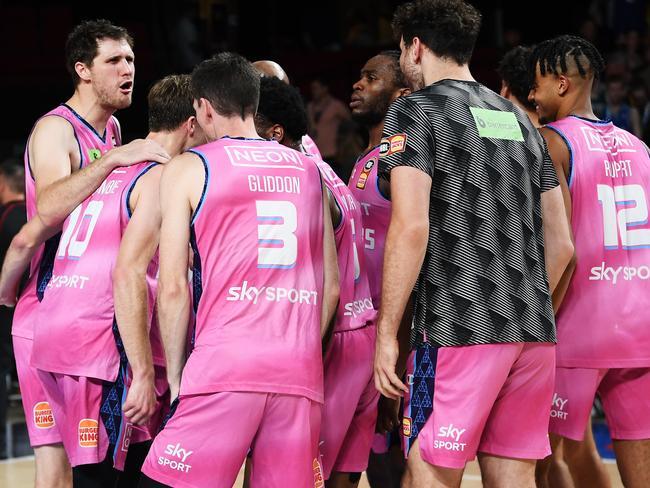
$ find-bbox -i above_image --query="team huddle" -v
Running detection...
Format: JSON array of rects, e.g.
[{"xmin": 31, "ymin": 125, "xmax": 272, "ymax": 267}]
[{"xmin": 2, "ymin": 0, "xmax": 650, "ymax": 487}]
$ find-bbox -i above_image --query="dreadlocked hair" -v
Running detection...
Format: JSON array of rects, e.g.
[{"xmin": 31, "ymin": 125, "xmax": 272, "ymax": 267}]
[{"xmin": 530, "ymin": 35, "xmax": 605, "ymax": 80}]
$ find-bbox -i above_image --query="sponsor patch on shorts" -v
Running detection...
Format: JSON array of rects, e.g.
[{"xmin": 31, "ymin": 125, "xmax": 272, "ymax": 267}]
[
  {"xmin": 33, "ymin": 401, "xmax": 55, "ymax": 429},
  {"xmin": 379, "ymin": 134, "xmax": 407, "ymax": 157},
  {"xmin": 78, "ymin": 419, "xmax": 99, "ymax": 448},
  {"xmin": 313, "ymin": 457, "xmax": 324, "ymax": 487}
]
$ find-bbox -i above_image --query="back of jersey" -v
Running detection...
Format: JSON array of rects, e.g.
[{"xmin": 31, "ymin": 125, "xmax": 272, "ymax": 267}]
[
  {"xmin": 318, "ymin": 160, "xmax": 376, "ymax": 331},
  {"xmin": 551, "ymin": 116, "xmax": 650, "ymax": 367},
  {"xmin": 182, "ymin": 137, "xmax": 325, "ymax": 402}
]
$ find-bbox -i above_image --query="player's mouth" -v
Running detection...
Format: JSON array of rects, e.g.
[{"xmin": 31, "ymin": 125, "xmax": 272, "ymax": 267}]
[
  {"xmin": 349, "ymin": 95, "xmax": 363, "ymax": 109},
  {"xmin": 119, "ymin": 80, "xmax": 133, "ymax": 94}
]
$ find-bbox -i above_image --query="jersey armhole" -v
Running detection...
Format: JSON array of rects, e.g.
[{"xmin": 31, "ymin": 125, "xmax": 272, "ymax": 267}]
[
  {"xmin": 125, "ymin": 163, "xmax": 160, "ymax": 219},
  {"xmin": 545, "ymin": 125, "xmax": 574, "ymax": 189},
  {"xmin": 188, "ymin": 149, "xmax": 210, "ymax": 225}
]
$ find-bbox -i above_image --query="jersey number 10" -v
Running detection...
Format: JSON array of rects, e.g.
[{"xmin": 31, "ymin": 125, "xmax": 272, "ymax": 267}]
[{"xmin": 57, "ymin": 201, "xmax": 104, "ymax": 260}]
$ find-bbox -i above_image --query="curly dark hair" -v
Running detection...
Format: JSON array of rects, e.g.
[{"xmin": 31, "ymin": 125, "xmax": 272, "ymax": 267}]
[
  {"xmin": 497, "ymin": 46, "xmax": 536, "ymax": 111},
  {"xmin": 256, "ymin": 76, "xmax": 309, "ymax": 144},
  {"xmin": 391, "ymin": 0, "xmax": 482, "ymax": 65},
  {"xmin": 530, "ymin": 35, "xmax": 605, "ymax": 80},
  {"xmin": 65, "ymin": 19, "xmax": 133, "ymax": 86}
]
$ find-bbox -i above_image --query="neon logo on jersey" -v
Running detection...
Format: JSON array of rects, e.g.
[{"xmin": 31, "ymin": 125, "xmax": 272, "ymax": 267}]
[{"xmin": 581, "ymin": 126, "xmax": 636, "ymax": 156}]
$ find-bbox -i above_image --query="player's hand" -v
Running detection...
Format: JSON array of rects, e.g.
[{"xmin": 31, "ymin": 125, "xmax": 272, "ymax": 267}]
[
  {"xmin": 123, "ymin": 372, "xmax": 157, "ymax": 426},
  {"xmin": 0, "ymin": 291, "xmax": 17, "ymax": 307},
  {"xmin": 374, "ymin": 332, "xmax": 408, "ymax": 400},
  {"xmin": 106, "ymin": 139, "xmax": 171, "ymax": 168},
  {"xmin": 376, "ymin": 394, "xmax": 400, "ymax": 434},
  {"xmin": 0, "ymin": 276, "xmax": 19, "ymax": 307}
]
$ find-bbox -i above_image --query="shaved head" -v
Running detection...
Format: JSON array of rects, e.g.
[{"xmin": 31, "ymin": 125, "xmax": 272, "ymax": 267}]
[{"xmin": 252, "ymin": 60, "xmax": 290, "ymax": 84}]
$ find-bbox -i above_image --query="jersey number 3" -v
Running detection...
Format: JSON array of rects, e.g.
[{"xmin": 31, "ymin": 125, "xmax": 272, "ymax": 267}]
[{"xmin": 256, "ymin": 200, "xmax": 298, "ymax": 269}]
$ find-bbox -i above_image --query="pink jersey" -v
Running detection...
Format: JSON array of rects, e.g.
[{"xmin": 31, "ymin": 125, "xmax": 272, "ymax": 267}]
[
  {"xmin": 551, "ymin": 116, "xmax": 650, "ymax": 367},
  {"xmin": 32, "ymin": 161, "xmax": 151, "ymax": 381},
  {"xmin": 348, "ymin": 146, "xmax": 391, "ymax": 307},
  {"xmin": 180, "ymin": 137, "xmax": 325, "ymax": 402},
  {"xmin": 13, "ymin": 104, "xmax": 121, "ymax": 339},
  {"xmin": 301, "ymin": 134, "xmax": 322, "ymax": 160},
  {"xmin": 317, "ymin": 160, "xmax": 376, "ymax": 331}
]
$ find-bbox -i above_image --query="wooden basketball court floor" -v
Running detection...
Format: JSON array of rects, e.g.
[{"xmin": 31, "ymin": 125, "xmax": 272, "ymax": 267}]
[{"xmin": 0, "ymin": 456, "xmax": 624, "ymax": 487}]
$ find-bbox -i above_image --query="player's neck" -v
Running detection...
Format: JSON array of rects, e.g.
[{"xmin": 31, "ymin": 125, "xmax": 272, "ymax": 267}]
[
  {"xmin": 147, "ymin": 131, "xmax": 185, "ymax": 159},
  {"xmin": 422, "ymin": 59, "xmax": 474, "ymax": 86},
  {"xmin": 367, "ymin": 121, "xmax": 384, "ymax": 148},
  {"xmin": 65, "ymin": 91, "xmax": 115, "ymax": 136},
  {"xmin": 212, "ymin": 116, "xmax": 259, "ymax": 140},
  {"xmin": 560, "ymin": 95, "xmax": 598, "ymax": 121}
]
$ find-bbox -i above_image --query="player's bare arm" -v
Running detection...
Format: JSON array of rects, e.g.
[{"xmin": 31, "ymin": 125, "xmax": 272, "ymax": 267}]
[
  {"xmin": 0, "ymin": 215, "xmax": 59, "ymax": 306},
  {"xmin": 30, "ymin": 115, "xmax": 170, "ymax": 228},
  {"xmin": 113, "ymin": 165, "xmax": 163, "ymax": 425},
  {"xmin": 157, "ymin": 153, "xmax": 203, "ymax": 401},
  {"xmin": 375, "ymin": 166, "xmax": 431, "ymax": 400},
  {"xmin": 321, "ymin": 184, "xmax": 340, "ymax": 338},
  {"xmin": 540, "ymin": 126, "xmax": 576, "ymax": 309}
]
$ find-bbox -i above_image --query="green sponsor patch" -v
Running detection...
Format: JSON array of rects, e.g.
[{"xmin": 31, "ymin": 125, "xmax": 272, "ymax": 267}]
[
  {"xmin": 469, "ymin": 107, "xmax": 524, "ymax": 141},
  {"xmin": 88, "ymin": 148, "xmax": 102, "ymax": 162}
]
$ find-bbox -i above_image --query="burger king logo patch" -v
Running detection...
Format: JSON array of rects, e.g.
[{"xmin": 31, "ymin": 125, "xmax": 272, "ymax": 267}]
[
  {"xmin": 379, "ymin": 134, "xmax": 407, "ymax": 157},
  {"xmin": 33, "ymin": 402, "xmax": 55, "ymax": 429},
  {"xmin": 79, "ymin": 419, "xmax": 99, "ymax": 448},
  {"xmin": 355, "ymin": 157, "xmax": 376, "ymax": 190},
  {"xmin": 313, "ymin": 458, "xmax": 324, "ymax": 487},
  {"xmin": 403, "ymin": 417, "xmax": 412, "ymax": 437}
]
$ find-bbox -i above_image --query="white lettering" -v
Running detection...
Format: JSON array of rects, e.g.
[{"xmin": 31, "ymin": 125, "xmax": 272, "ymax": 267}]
[
  {"xmin": 589, "ymin": 262, "xmax": 650, "ymax": 284},
  {"xmin": 227, "ymin": 281, "xmax": 318, "ymax": 305}
]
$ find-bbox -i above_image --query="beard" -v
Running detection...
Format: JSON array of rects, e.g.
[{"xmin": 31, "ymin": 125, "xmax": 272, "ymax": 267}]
[
  {"xmin": 96, "ymin": 84, "xmax": 132, "ymax": 111},
  {"xmin": 351, "ymin": 90, "xmax": 395, "ymax": 128},
  {"xmin": 402, "ymin": 61, "xmax": 425, "ymax": 91}
]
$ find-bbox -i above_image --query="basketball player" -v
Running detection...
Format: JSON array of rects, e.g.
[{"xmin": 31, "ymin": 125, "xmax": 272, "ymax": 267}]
[
  {"xmin": 1, "ymin": 20, "xmax": 168, "ymax": 488},
  {"xmin": 374, "ymin": 1, "xmax": 574, "ymax": 486},
  {"xmin": 139, "ymin": 53, "xmax": 338, "ymax": 488},
  {"xmin": 348, "ymin": 50, "xmax": 410, "ymax": 488},
  {"xmin": 252, "ymin": 59, "xmax": 323, "ymax": 159},
  {"xmin": 497, "ymin": 46, "xmax": 541, "ymax": 128},
  {"xmin": 254, "ymin": 75, "xmax": 378, "ymax": 488},
  {"xmin": 530, "ymin": 35, "xmax": 650, "ymax": 488}
]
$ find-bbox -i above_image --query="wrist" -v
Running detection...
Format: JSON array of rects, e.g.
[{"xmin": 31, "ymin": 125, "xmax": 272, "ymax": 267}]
[
  {"xmin": 131, "ymin": 365, "xmax": 154, "ymax": 381},
  {"xmin": 99, "ymin": 151, "xmax": 119, "ymax": 171}
]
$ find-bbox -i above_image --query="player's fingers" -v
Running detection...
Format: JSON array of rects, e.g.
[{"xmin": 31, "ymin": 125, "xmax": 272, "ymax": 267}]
[
  {"xmin": 386, "ymin": 370, "xmax": 408, "ymax": 394},
  {"xmin": 376, "ymin": 370, "xmax": 401, "ymax": 400}
]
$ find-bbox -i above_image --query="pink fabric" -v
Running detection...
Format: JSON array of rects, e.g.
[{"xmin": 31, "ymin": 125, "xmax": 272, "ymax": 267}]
[
  {"xmin": 320, "ymin": 325, "xmax": 378, "ymax": 478},
  {"xmin": 32, "ymin": 162, "xmax": 150, "ymax": 381},
  {"xmin": 302, "ymin": 134, "xmax": 322, "ymax": 160},
  {"xmin": 406, "ymin": 343, "xmax": 554, "ymax": 469},
  {"xmin": 142, "ymin": 391, "xmax": 322, "ymax": 488},
  {"xmin": 12, "ymin": 336, "xmax": 62, "ymax": 447},
  {"xmin": 180, "ymin": 138, "xmax": 325, "ymax": 402},
  {"xmin": 13, "ymin": 105, "xmax": 121, "ymax": 339},
  {"xmin": 348, "ymin": 146, "xmax": 391, "ymax": 307},
  {"xmin": 38, "ymin": 370, "xmax": 134, "ymax": 469},
  {"xmin": 131, "ymin": 364, "xmax": 170, "ymax": 443},
  {"xmin": 550, "ymin": 116, "xmax": 650, "ymax": 368},
  {"xmin": 317, "ymin": 160, "xmax": 376, "ymax": 332},
  {"xmin": 550, "ymin": 366, "xmax": 650, "ymax": 441}
]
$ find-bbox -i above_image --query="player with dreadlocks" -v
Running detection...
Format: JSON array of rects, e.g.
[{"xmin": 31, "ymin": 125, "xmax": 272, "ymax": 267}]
[{"xmin": 530, "ymin": 35, "xmax": 650, "ymax": 488}]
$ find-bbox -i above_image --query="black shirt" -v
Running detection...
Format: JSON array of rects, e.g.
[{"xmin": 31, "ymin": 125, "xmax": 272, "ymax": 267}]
[{"xmin": 379, "ymin": 79, "xmax": 559, "ymax": 348}]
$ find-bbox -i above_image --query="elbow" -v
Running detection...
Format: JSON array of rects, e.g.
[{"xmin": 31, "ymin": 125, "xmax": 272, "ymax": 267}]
[
  {"xmin": 13, "ymin": 228, "xmax": 38, "ymax": 252},
  {"xmin": 327, "ymin": 280, "xmax": 340, "ymax": 307},
  {"xmin": 398, "ymin": 219, "xmax": 429, "ymax": 247},
  {"xmin": 35, "ymin": 203, "xmax": 60, "ymax": 229},
  {"xmin": 157, "ymin": 277, "xmax": 189, "ymax": 304},
  {"xmin": 112, "ymin": 264, "xmax": 139, "ymax": 292}
]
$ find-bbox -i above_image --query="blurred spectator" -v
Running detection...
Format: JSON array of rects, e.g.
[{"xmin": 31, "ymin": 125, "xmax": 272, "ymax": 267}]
[
  {"xmin": 0, "ymin": 157, "xmax": 26, "ymax": 460},
  {"xmin": 307, "ymin": 78, "xmax": 351, "ymax": 165},
  {"xmin": 629, "ymin": 80, "xmax": 650, "ymax": 143},
  {"xmin": 335, "ymin": 119, "xmax": 366, "ymax": 181},
  {"xmin": 170, "ymin": 0, "xmax": 203, "ymax": 73},
  {"xmin": 622, "ymin": 30, "xmax": 643, "ymax": 73},
  {"xmin": 600, "ymin": 76, "xmax": 642, "ymax": 137}
]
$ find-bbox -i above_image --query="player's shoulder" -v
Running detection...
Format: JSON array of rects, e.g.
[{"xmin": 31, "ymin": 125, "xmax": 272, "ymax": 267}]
[{"xmin": 32, "ymin": 112, "xmax": 76, "ymax": 138}]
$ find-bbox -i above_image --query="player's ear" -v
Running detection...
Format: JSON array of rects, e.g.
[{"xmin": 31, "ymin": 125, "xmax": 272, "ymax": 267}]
[
  {"xmin": 186, "ymin": 116, "xmax": 197, "ymax": 137},
  {"xmin": 499, "ymin": 81, "xmax": 511, "ymax": 99},
  {"xmin": 397, "ymin": 87, "xmax": 411, "ymax": 99},
  {"xmin": 411, "ymin": 37, "xmax": 423, "ymax": 64},
  {"xmin": 558, "ymin": 75, "xmax": 570, "ymax": 96},
  {"xmin": 270, "ymin": 124, "xmax": 284, "ymax": 143},
  {"xmin": 75, "ymin": 62, "xmax": 92, "ymax": 83}
]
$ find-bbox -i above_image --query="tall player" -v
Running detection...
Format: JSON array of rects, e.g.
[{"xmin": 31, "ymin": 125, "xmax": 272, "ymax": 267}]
[
  {"xmin": 1, "ymin": 20, "xmax": 168, "ymax": 488},
  {"xmin": 252, "ymin": 59, "xmax": 323, "ymax": 159},
  {"xmin": 530, "ymin": 35, "xmax": 650, "ymax": 488},
  {"xmin": 348, "ymin": 50, "xmax": 410, "ymax": 488},
  {"xmin": 255, "ymin": 75, "xmax": 377, "ymax": 488},
  {"xmin": 374, "ymin": 1, "xmax": 574, "ymax": 486},
  {"xmin": 140, "ymin": 53, "xmax": 339, "ymax": 488}
]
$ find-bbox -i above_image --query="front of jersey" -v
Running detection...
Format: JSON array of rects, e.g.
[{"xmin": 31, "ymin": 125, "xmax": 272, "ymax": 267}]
[
  {"xmin": 13, "ymin": 104, "xmax": 121, "ymax": 340},
  {"xmin": 31, "ymin": 162, "xmax": 147, "ymax": 382},
  {"xmin": 551, "ymin": 116, "xmax": 650, "ymax": 367},
  {"xmin": 180, "ymin": 137, "xmax": 326, "ymax": 402},
  {"xmin": 348, "ymin": 146, "xmax": 391, "ymax": 307},
  {"xmin": 317, "ymin": 160, "xmax": 376, "ymax": 331}
]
